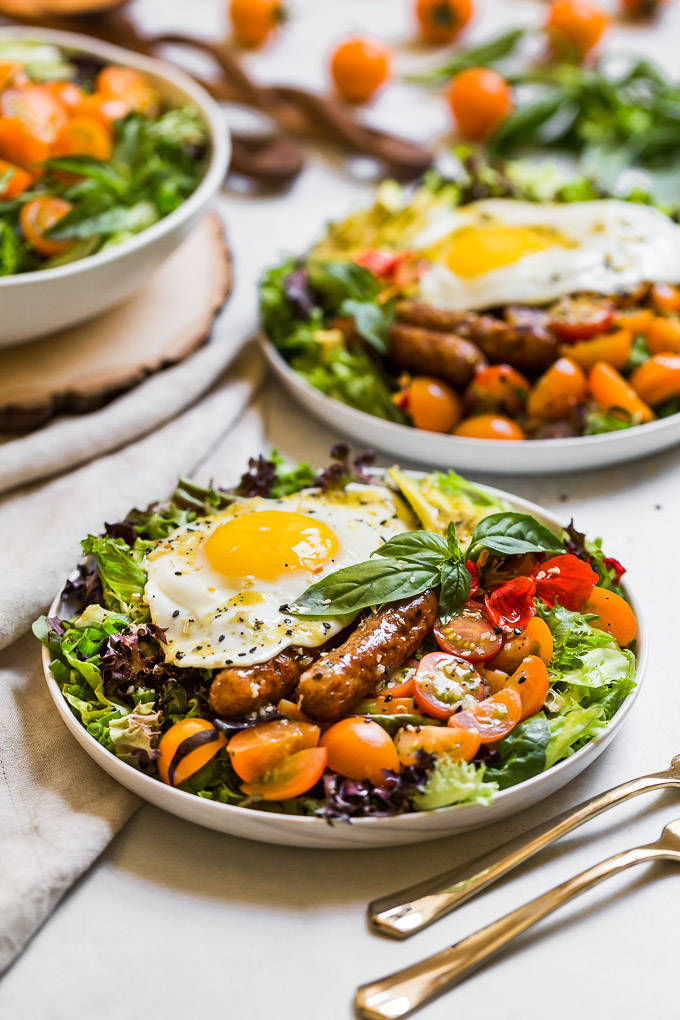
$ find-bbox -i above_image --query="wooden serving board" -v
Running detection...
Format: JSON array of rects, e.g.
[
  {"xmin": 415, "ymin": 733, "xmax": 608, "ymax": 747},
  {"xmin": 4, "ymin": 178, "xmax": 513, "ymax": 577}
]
[{"xmin": 0, "ymin": 213, "xmax": 232, "ymax": 433}]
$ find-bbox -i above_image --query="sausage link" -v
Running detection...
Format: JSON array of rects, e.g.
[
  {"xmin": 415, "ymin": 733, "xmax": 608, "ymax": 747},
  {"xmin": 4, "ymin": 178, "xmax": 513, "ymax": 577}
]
[
  {"xmin": 297, "ymin": 590, "xmax": 439, "ymax": 723},
  {"xmin": 209, "ymin": 647, "xmax": 317, "ymax": 717},
  {"xmin": 388, "ymin": 324, "xmax": 484, "ymax": 386}
]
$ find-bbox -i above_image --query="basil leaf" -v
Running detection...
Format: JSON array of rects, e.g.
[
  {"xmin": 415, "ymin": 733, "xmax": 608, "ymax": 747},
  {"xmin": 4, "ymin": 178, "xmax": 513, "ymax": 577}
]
[
  {"xmin": 439, "ymin": 561, "xmax": 472, "ymax": 624},
  {"xmin": 372, "ymin": 530, "xmax": 449, "ymax": 561},
  {"xmin": 407, "ymin": 27, "xmax": 525, "ymax": 84},
  {"xmin": 290, "ymin": 558, "xmax": 440, "ymax": 617},
  {"xmin": 468, "ymin": 512, "xmax": 564, "ymax": 558},
  {"xmin": 341, "ymin": 298, "xmax": 393, "ymax": 354},
  {"xmin": 446, "ymin": 522, "xmax": 463, "ymax": 561},
  {"xmin": 489, "ymin": 92, "xmax": 567, "ymax": 154},
  {"xmin": 307, "ymin": 260, "xmax": 379, "ymax": 306}
]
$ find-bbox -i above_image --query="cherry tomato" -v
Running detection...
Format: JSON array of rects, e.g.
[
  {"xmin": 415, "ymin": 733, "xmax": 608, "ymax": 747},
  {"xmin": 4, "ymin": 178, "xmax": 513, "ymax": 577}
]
[
  {"xmin": 320, "ymin": 717, "xmax": 400, "ymax": 784},
  {"xmin": 651, "ymin": 283, "xmax": 680, "ymax": 313},
  {"xmin": 330, "ymin": 37, "xmax": 392, "ymax": 104},
  {"xmin": 527, "ymin": 357, "xmax": 587, "ymax": 421},
  {"xmin": 241, "ymin": 747, "xmax": 327, "ymax": 800},
  {"xmin": 158, "ymin": 718, "xmax": 227, "ymax": 787},
  {"xmin": 0, "ymin": 61, "xmax": 26, "ymax": 91},
  {"xmin": 453, "ymin": 414, "xmax": 526, "ymax": 440},
  {"xmin": 433, "ymin": 601, "xmax": 502, "ymax": 662},
  {"xmin": 620, "ymin": 0, "xmax": 667, "ymax": 15},
  {"xmin": 630, "ymin": 353, "xmax": 680, "ymax": 406},
  {"xmin": 400, "ymin": 375, "xmax": 462, "ymax": 432},
  {"xmin": 646, "ymin": 317, "xmax": 680, "ymax": 355},
  {"xmin": 44, "ymin": 80, "xmax": 84, "ymax": 110},
  {"xmin": 546, "ymin": 0, "xmax": 610, "ymax": 59},
  {"xmin": 227, "ymin": 719, "xmax": 320, "ymax": 782},
  {"xmin": 0, "ymin": 157, "xmax": 32, "ymax": 198},
  {"xmin": 478, "ymin": 665, "xmax": 511, "ymax": 694},
  {"xmin": 454, "ymin": 688, "xmax": 522, "ymax": 744},
  {"xmin": 507, "ymin": 655, "xmax": 550, "ymax": 720},
  {"xmin": 413, "ymin": 651, "xmax": 487, "ymax": 721},
  {"xmin": 415, "ymin": 0, "xmax": 473, "ymax": 44},
  {"xmin": 377, "ymin": 661, "xmax": 417, "ymax": 698},
  {"xmin": 548, "ymin": 296, "xmax": 614, "ymax": 341},
  {"xmin": 76, "ymin": 92, "xmax": 130, "ymax": 125},
  {"xmin": 394, "ymin": 724, "xmax": 480, "ymax": 765},
  {"xmin": 277, "ymin": 698, "xmax": 313, "ymax": 723},
  {"xmin": 52, "ymin": 115, "xmax": 113, "ymax": 161},
  {"xmin": 589, "ymin": 361, "xmax": 655, "ymax": 423},
  {"xmin": 464, "ymin": 365, "xmax": 530, "ymax": 418},
  {"xmin": 562, "ymin": 329, "xmax": 633, "ymax": 372},
  {"xmin": 0, "ymin": 85, "xmax": 67, "ymax": 142},
  {"xmin": 96, "ymin": 66, "xmax": 159, "ymax": 116},
  {"xmin": 489, "ymin": 616, "xmax": 554, "ymax": 674},
  {"xmin": 230, "ymin": 0, "xmax": 285, "ymax": 47},
  {"xmin": 447, "ymin": 67, "xmax": 512, "ymax": 141},
  {"xmin": 19, "ymin": 196, "xmax": 73, "ymax": 256},
  {"xmin": 0, "ymin": 117, "xmax": 49, "ymax": 168},
  {"xmin": 580, "ymin": 586, "xmax": 636, "ymax": 646},
  {"xmin": 614, "ymin": 308, "xmax": 654, "ymax": 335},
  {"xmin": 359, "ymin": 697, "xmax": 417, "ymax": 715}
]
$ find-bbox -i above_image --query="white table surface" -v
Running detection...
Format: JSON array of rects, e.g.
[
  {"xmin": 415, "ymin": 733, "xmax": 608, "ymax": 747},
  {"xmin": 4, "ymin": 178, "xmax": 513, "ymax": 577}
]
[{"xmin": 4, "ymin": 1, "xmax": 680, "ymax": 1017}]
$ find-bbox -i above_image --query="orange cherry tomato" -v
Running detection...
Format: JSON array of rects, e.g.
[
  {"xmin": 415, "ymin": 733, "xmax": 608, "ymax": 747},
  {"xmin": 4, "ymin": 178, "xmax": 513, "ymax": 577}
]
[
  {"xmin": 158, "ymin": 718, "xmax": 227, "ymax": 787},
  {"xmin": 548, "ymin": 295, "xmax": 614, "ymax": 341},
  {"xmin": 0, "ymin": 85, "xmax": 68, "ymax": 142},
  {"xmin": 546, "ymin": 0, "xmax": 610, "ymax": 59},
  {"xmin": 646, "ymin": 317, "xmax": 680, "ymax": 355},
  {"xmin": 580, "ymin": 586, "xmax": 636, "ymax": 646},
  {"xmin": 52, "ymin": 115, "xmax": 113, "ymax": 161},
  {"xmin": 0, "ymin": 118, "xmax": 50, "ymax": 168},
  {"xmin": 320, "ymin": 717, "xmax": 400, "ymax": 784},
  {"xmin": 377, "ymin": 662, "xmax": 417, "ymax": 698},
  {"xmin": 562, "ymin": 329, "xmax": 633, "ymax": 372},
  {"xmin": 614, "ymin": 308, "xmax": 654, "ymax": 335},
  {"xmin": 359, "ymin": 697, "xmax": 417, "ymax": 715},
  {"xmin": 19, "ymin": 196, "xmax": 72, "ymax": 256},
  {"xmin": 394, "ymin": 724, "xmax": 480, "ymax": 765},
  {"xmin": 241, "ymin": 747, "xmax": 327, "ymax": 800},
  {"xmin": 433, "ymin": 601, "xmax": 502, "ymax": 662},
  {"xmin": 227, "ymin": 719, "xmax": 320, "ymax": 782},
  {"xmin": 447, "ymin": 67, "xmax": 512, "ymax": 141},
  {"xmin": 76, "ymin": 92, "xmax": 129, "ymax": 125},
  {"xmin": 230, "ymin": 0, "xmax": 285, "ymax": 47},
  {"xmin": 277, "ymin": 698, "xmax": 313, "ymax": 722},
  {"xmin": 413, "ymin": 651, "xmax": 487, "ymax": 721},
  {"xmin": 620, "ymin": 0, "xmax": 667, "ymax": 16},
  {"xmin": 507, "ymin": 655, "xmax": 550, "ymax": 720},
  {"xmin": 330, "ymin": 37, "xmax": 392, "ymax": 104},
  {"xmin": 489, "ymin": 616, "xmax": 554, "ymax": 674},
  {"xmin": 527, "ymin": 357, "xmax": 587, "ymax": 421},
  {"xmin": 478, "ymin": 665, "xmax": 511, "ymax": 695},
  {"xmin": 0, "ymin": 157, "xmax": 32, "ymax": 198},
  {"xmin": 651, "ymin": 282, "xmax": 680, "ymax": 313},
  {"xmin": 454, "ymin": 688, "xmax": 522, "ymax": 744},
  {"xmin": 96, "ymin": 66, "xmax": 159, "ymax": 116},
  {"xmin": 464, "ymin": 364, "xmax": 530, "ymax": 417},
  {"xmin": 453, "ymin": 414, "xmax": 526, "ymax": 440},
  {"xmin": 402, "ymin": 375, "xmax": 462, "ymax": 432},
  {"xmin": 589, "ymin": 361, "xmax": 655, "ymax": 423},
  {"xmin": 415, "ymin": 0, "xmax": 473, "ymax": 44},
  {"xmin": 0, "ymin": 62, "xmax": 27, "ymax": 91},
  {"xmin": 630, "ymin": 354, "xmax": 680, "ymax": 407},
  {"xmin": 44, "ymin": 80, "xmax": 84, "ymax": 110}
]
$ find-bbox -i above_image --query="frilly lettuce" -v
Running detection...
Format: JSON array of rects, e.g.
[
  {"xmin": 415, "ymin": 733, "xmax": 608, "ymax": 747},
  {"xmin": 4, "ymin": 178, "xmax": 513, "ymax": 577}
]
[
  {"xmin": 109, "ymin": 694, "xmax": 162, "ymax": 767},
  {"xmin": 412, "ymin": 757, "xmax": 497, "ymax": 810}
]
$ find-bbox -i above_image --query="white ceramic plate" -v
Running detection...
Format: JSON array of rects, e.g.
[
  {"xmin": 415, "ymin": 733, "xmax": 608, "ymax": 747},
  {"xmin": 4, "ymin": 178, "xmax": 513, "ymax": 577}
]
[
  {"xmin": 262, "ymin": 338, "xmax": 680, "ymax": 475},
  {"xmin": 42, "ymin": 478, "xmax": 645, "ymax": 848}
]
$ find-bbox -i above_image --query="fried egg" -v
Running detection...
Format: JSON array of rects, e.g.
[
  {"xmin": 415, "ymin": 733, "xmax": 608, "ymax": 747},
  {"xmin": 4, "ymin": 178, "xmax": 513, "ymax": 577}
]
[
  {"xmin": 143, "ymin": 485, "xmax": 414, "ymax": 669},
  {"xmin": 412, "ymin": 199, "xmax": 680, "ymax": 312}
]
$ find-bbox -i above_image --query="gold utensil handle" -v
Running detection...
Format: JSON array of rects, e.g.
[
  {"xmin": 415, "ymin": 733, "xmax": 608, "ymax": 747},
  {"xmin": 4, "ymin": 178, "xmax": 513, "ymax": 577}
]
[
  {"xmin": 369, "ymin": 771, "xmax": 675, "ymax": 938},
  {"xmin": 356, "ymin": 845, "xmax": 662, "ymax": 1020}
]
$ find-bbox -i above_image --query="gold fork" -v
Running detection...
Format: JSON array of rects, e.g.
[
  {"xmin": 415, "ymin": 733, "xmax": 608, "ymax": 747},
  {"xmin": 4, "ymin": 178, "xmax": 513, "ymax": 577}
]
[
  {"xmin": 368, "ymin": 754, "xmax": 680, "ymax": 939},
  {"xmin": 355, "ymin": 814, "xmax": 680, "ymax": 1019}
]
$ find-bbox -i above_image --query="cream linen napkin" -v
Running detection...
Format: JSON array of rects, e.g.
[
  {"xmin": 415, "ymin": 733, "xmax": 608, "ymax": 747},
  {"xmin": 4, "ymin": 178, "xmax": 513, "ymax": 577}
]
[{"xmin": 0, "ymin": 343, "xmax": 266, "ymax": 974}]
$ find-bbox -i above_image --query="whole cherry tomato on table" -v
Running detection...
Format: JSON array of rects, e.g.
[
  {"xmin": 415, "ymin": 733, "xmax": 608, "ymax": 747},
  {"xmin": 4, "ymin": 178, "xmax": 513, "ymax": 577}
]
[
  {"xmin": 446, "ymin": 67, "xmax": 512, "ymax": 141},
  {"xmin": 415, "ymin": 0, "xmax": 473, "ymax": 45},
  {"xmin": 330, "ymin": 37, "xmax": 392, "ymax": 104},
  {"xmin": 545, "ymin": 0, "xmax": 610, "ymax": 60},
  {"xmin": 229, "ymin": 0, "xmax": 286, "ymax": 48}
]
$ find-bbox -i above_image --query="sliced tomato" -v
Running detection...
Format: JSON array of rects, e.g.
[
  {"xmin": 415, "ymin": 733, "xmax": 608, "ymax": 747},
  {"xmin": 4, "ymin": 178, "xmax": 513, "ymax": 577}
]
[
  {"xmin": 19, "ymin": 196, "xmax": 72, "ymax": 256},
  {"xmin": 320, "ymin": 717, "xmax": 400, "ymax": 784},
  {"xmin": 454, "ymin": 688, "xmax": 522, "ymax": 744},
  {"xmin": 377, "ymin": 660, "xmax": 417, "ymax": 698},
  {"xmin": 464, "ymin": 364, "xmax": 530, "ymax": 418},
  {"xmin": 358, "ymin": 697, "xmax": 416, "ymax": 715},
  {"xmin": 277, "ymin": 698, "xmax": 313, "ymax": 723},
  {"xmin": 158, "ymin": 718, "xmax": 226, "ymax": 787},
  {"xmin": 548, "ymin": 295, "xmax": 615, "ymax": 342},
  {"xmin": 489, "ymin": 616, "xmax": 554, "ymax": 674},
  {"xmin": 507, "ymin": 656, "xmax": 550, "ymax": 720},
  {"xmin": 0, "ymin": 85, "xmax": 68, "ymax": 143},
  {"xmin": 433, "ymin": 601, "xmax": 503, "ymax": 662},
  {"xmin": 394, "ymin": 725, "xmax": 480, "ymax": 765},
  {"xmin": 227, "ymin": 719, "xmax": 320, "ymax": 782},
  {"xmin": 241, "ymin": 747, "xmax": 327, "ymax": 800},
  {"xmin": 413, "ymin": 651, "xmax": 487, "ymax": 721}
]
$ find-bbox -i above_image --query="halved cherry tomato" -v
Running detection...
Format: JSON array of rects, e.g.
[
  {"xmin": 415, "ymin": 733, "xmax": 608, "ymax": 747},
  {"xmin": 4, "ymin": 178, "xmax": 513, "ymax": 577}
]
[
  {"xmin": 561, "ymin": 329, "xmax": 633, "ymax": 372},
  {"xmin": 447, "ymin": 67, "xmax": 512, "ymax": 141},
  {"xmin": 478, "ymin": 665, "xmax": 511, "ymax": 694},
  {"xmin": 76, "ymin": 92, "xmax": 130, "ymax": 125},
  {"xmin": 489, "ymin": 616, "xmax": 554, "ymax": 674},
  {"xmin": 646, "ymin": 317, "xmax": 680, "ymax": 355},
  {"xmin": 415, "ymin": 0, "xmax": 473, "ymax": 44},
  {"xmin": 330, "ymin": 36, "xmax": 392, "ymax": 104},
  {"xmin": 377, "ymin": 662, "xmax": 417, "ymax": 698},
  {"xmin": 158, "ymin": 718, "xmax": 226, "ymax": 787},
  {"xmin": 0, "ymin": 118, "xmax": 50, "ymax": 168},
  {"xmin": 358, "ymin": 697, "xmax": 416, "ymax": 716},
  {"xmin": 453, "ymin": 414, "xmax": 526, "ymax": 440},
  {"xmin": 589, "ymin": 361, "xmax": 655, "ymax": 423},
  {"xmin": 241, "ymin": 747, "xmax": 327, "ymax": 800},
  {"xmin": 651, "ymin": 282, "xmax": 680, "ymax": 313},
  {"xmin": 0, "ymin": 62, "xmax": 26, "ymax": 91},
  {"xmin": 454, "ymin": 688, "xmax": 522, "ymax": 744},
  {"xmin": 277, "ymin": 698, "xmax": 313, "ymax": 723},
  {"xmin": 546, "ymin": 0, "xmax": 610, "ymax": 59},
  {"xmin": 0, "ymin": 157, "xmax": 32, "ymax": 198},
  {"xmin": 96, "ymin": 65, "xmax": 159, "ymax": 116},
  {"xmin": 580, "ymin": 586, "xmax": 636, "ymax": 646},
  {"xmin": 45, "ymin": 80, "xmax": 84, "ymax": 110},
  {"xmin": 0, "ymin": 85, "xmax": 68, "ymax": 142},
  {"xmin": 19, "ymin": 196, "xmax": 72, "ymax": 256},
  {"xmin": 548, "ymin": 296, "xmax": 614, "ymax": 341},
  {"xmin": 227, "ymin": 719, "xmax": 320, "ymax": 782},
  {"xmin": 507, "ymin": 655, "xmax": 550, "ymax": 720},
  {"xmin": 320, "ymin": 717, "xmax": 400, "ymax": 784},
  {"xmin": 630, "ymin": 353, "xmax": 680, "ymax": 406},
  {"xmin": 52, "ymin": 114, "xmax": 113, "ymax": 161},
  {"xmin": 413, "ymin": 651, "xmax": 487, "ymax": 720},
  {"xmin": 527, "ymin": 358, "xmax": 587, "ymax": 421},
  {"xmin": 464, "ymin": 364, "xmax": 530, "ymax": 417},
  {"xmin": 394, "ymin": 724, "xmax": 480, "ymax": 765},
  {"xmin": 399, "ymin": 375, "xmax": 462, "ymax": 433},
  {"xmin": 433, "ymin": 601, "xmax": 502, "ymax": 662},
  {"xmin": 614, "ymin": 308, "xmax": 654, "ymax": 335}
]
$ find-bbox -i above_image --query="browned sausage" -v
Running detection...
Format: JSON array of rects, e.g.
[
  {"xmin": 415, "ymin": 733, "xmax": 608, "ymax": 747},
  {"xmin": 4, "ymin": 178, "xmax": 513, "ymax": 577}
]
[
  {"xmin": 296, "ymin": 590, "xmax": 439, "ymax": 723},
  {"xmin": 209, "ymin": 647, "xmax": 318, "ymax": 717},
  {"xmin": 388, "ymin": 323, "xmax": 484, "ymax": 386}
]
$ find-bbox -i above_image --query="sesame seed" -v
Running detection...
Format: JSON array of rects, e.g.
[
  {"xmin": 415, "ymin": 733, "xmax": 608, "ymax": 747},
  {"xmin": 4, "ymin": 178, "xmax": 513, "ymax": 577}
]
[{"xmin": 172, "ymin": 610, "xmax": 180, "ymax": 618}]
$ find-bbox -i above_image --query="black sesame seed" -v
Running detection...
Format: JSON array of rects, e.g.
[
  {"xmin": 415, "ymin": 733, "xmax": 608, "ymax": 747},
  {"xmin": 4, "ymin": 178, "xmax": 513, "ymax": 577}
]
[
  {"xmin": 172, "ymin": 609, "xmax": 180, "ymax": 618},
  {"xmin": 174, "ymin": 571, "xmax": 182, "ymax": 576},
  {"xmin": 218, "ymin": 635, "xmax": 225, "ymax": 642}
]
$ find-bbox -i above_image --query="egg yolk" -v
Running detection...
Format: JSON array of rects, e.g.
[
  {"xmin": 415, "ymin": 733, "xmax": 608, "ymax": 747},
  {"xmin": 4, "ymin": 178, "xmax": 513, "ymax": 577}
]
[
  {"xmin": 204, "ymin": 511, "xmax": 339, "ymax": 580},
  {"xmin": 440, "ymin": 224, "xmax": 570, "ymax": 279}
]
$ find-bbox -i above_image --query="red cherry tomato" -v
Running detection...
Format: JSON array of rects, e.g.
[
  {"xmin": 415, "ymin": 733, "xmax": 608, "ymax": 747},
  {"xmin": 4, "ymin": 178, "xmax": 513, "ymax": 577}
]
[
  {"xmin": 377, "ymin": 660, "xmax": 418, "ymax": 698},
  {"xmin": 453, "ymin": 688, "xmax": 522, "ymax": 744},
  {"xmin": 413, "ymin": 651, "xmax": 487, "ymax": 721},
  {"xmin": 433, "ymin": 601, "xmax": 503, "ymax": 662},
  {"xmin": 548, "ymin": 296, "xmax": 614, "ymax": 342}
]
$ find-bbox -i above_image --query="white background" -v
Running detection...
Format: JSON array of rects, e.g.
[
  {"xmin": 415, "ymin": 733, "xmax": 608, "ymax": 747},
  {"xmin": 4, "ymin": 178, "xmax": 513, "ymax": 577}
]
[{"xmin": 3, "ymin": 1, "xmax": 680, "ymax": 1017}]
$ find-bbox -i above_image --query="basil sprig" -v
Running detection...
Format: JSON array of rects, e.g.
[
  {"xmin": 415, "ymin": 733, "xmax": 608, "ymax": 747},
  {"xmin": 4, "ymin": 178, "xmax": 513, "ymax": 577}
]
[{"xmin": 291, "ymin": 512, "xmax": 564, "ymax": 624}]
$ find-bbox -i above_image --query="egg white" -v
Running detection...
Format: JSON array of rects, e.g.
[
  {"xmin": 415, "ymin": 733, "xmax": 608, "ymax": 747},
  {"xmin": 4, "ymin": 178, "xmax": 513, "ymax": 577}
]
[
  {"xmin": 412, "ymin": 199, "xmax": 680, "ymax": 312},
  {"xmin": 143, "ymin": 484, "xmax": 414, "ymax": 669}
]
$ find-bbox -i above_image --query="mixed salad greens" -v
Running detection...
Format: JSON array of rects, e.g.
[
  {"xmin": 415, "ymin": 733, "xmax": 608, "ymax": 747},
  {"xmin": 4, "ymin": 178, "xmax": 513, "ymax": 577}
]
[
  {"xmin": 0, "ymin": 39, "xmax": 209, "ymax": 274},
  {"xmin": 35, "ymin": 449, "xmax": 638, "ymax": 820}
]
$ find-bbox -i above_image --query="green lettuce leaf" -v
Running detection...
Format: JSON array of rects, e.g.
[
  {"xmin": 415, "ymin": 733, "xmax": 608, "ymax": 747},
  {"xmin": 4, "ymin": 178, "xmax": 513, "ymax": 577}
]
[
  {"xmin": 80, "ymin": 535, "xmax": 150, "ymax": 620},
  {"xmin": 485, "ymin": 715, "xmax": 551, "ymax": 789},
  {"xmin": 546, "ymin": 705, "xmax": 605, "ymax": 769},
  {"xmin": 412, "ymin": 757, "xmax": 497, "ymax": 810}
]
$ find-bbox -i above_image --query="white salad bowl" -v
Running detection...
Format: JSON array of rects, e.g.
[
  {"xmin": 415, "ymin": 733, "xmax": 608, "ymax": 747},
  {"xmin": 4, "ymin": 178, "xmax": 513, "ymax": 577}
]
[
  {"xmin": 263, "ymin": 339, "xmax": 680, "ymax": 476},
  {"xmin": 0, "ymin": 27, "xmax": 230, "ymax": 347},
  {"xmin": 41, "ymin": 476, "xmax": 646, "ymax": 849}
]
